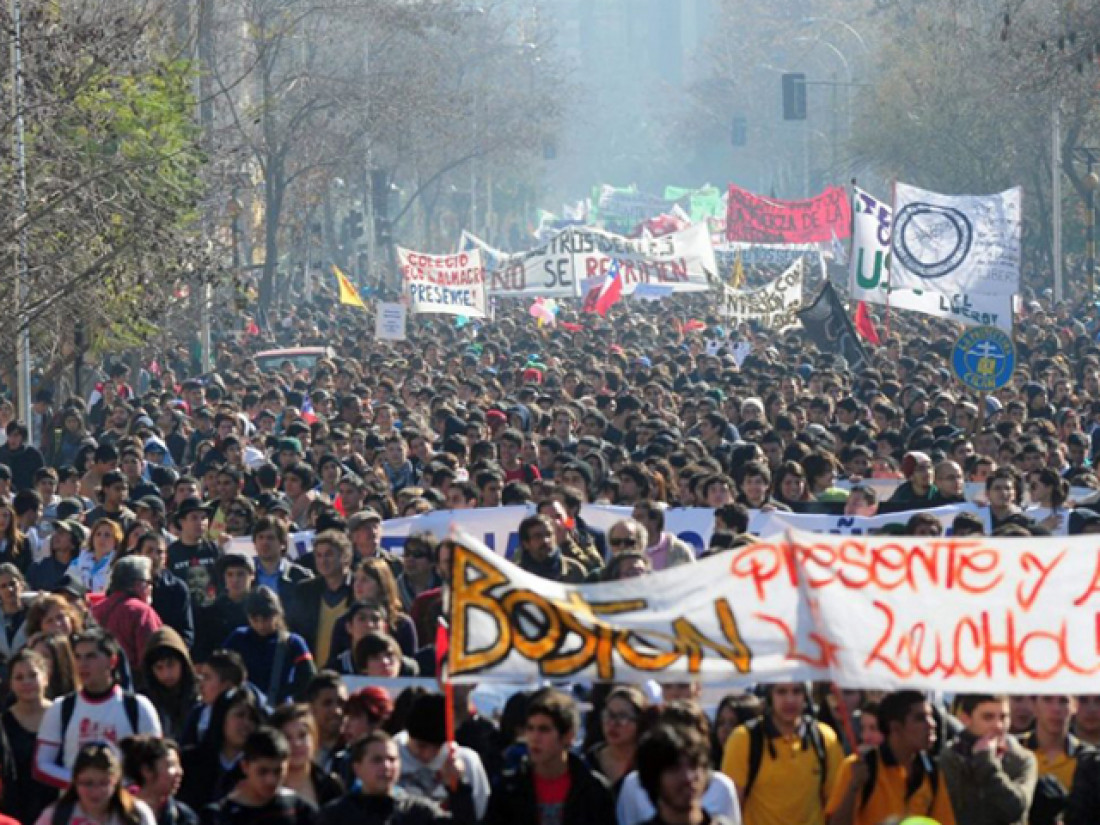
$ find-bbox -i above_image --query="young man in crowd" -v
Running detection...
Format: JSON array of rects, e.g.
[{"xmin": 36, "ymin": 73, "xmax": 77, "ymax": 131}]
[
  {"xmin": 35, "ymin": 629, "xmax": 162, "ymax": 787},
  {"xmin": 482, "ymin": 686, "xmax": 614, "ymax": 825},
  {"xmin": 318, "ymin": 730, "xmax": 474, "ymax": 825},
  {"xmin": 637, "ymin": 724, "xmax": 738, "ymax": 825},
  {"xmin": 825, "ymin": 690, "xmax": 955, "ymax": 825},
  {"xmin": 722, "ymin": 682, "xmax": 843, "ymax": 825},
  {"xmin": 203, "ymin": 728, "xmax": 316, "ymax": 824},
  {"xmin": 939, "ymin": 694, "xmax": 1037, "ymax": 825}
]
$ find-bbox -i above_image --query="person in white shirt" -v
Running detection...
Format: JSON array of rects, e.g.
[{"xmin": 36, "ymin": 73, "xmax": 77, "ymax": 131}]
[{"xmin": 34, "ymin": 628, "xmax": 161, "ymax": 789}]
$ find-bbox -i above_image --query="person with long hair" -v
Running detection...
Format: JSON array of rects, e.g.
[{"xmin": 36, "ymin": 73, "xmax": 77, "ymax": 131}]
[
  {"xmin": 0, "ymin": 503, "xmax": 30, "ymax": 573},
  {"xmin": 73, "ymin": 518, "xmax": 124, "ymax": 593},
  {"xmin": 3, "ymin": 649, "xmax": 55, "ymax": 824},
  {"xmin": 345, "ymin": 557, "xmax": 417, "ymax": 654},
  {"xmin": 1026, "ymin": 466, "xmax": 1071, "ymax": 535},
  {"xmin": 178, "ymin": 688, "xmax": 265, "ymax": 810},
  {"xmin": 35, "ymin": 742, "xmax": 156, "ymax": 825},
  {"xmin": 25, "ymin": 594, "xmax": 85, "ymax": 639},
  {"xmin": 0, "ymin": 564, "xmax": 29, "ymax": 663},
  {"xmin": 269, "ymin": 703, "xmax": 343, "ymax": 808},
  {"xmin": 27, "ymin": 632, "xmax": 80, "ymax": 700},
  {"xmin": 772, "ymin": 461, "xmax": 811, "ymax": 507},
  {"xmin": 119, "ymin": 736, "xmax": 198, "ymax": 825},
  {"xmin": 735, "ymin": 461, "xmax": 791, "ymax": 512},
  {"xmin": 222, "ymin": 587, "xmax": 315, "ymax": 706},
  {"xmin": 139, "ymin": 627, "xmax": 198, "ymax": 740},
  {"xmin": 585, "ymin": 685, "xmax": 651, "ymax": 797}
]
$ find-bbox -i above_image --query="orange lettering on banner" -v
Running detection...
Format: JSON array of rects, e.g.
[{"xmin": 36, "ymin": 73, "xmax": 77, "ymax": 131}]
[
  {"xmin": 755, "ymin": 613, "xmax": 840, "ymax": 668},
  {"xmin": 1016, "ymin": 551, "xmax": 1065, "ymax": 611},
  {"xmin": 1072, "ymin": 552, "xmax": 1100, "ymax": 606},
  {"xmin": 449, "ymin": 544, "xmax": 754, "ymax": 679},
  {"xmin": 729, "ymin": 539, "xmax": 1004, "ymax": 600},
  {"xmin": 865, "ymin": 600, "xmax": 1100, "ymax": 682}
]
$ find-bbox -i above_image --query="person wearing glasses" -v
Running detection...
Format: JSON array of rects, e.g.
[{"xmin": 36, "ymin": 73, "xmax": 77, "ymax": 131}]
[
  {"xmin": 90, "ymin": 555, "xmax": 163, "ymax": 667},
  {"xmin": 36, "ymin": 742, "xmax": 157, "ymax": 825},
  {"xmin": 395, "ymin": 533, "xmax": 440, "ymax": 612},
  {"xmin": 605, "ymin": 518, "xmax": 650, "ymax": 561},
  {"xmin": 629, "ymin": 504, "xmax": 696, "ymax": 571},
  {"xmin": 585, "ymin": 686, "xmax": 652, "ymax": 799}
]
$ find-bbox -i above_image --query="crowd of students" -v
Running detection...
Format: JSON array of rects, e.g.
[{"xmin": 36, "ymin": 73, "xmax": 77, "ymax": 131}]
[{"xmin": 0, "ymin": 284, "xmax": 1095, "ymax": 823}]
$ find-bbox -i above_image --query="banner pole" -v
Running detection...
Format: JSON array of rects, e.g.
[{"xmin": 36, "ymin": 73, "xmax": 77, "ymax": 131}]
[{"xmin": 830, "ymin": 683, "xmax": 861, "ymax": 754}]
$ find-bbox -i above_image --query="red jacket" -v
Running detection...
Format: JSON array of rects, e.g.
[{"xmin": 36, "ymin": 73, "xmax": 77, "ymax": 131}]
[{"xmin": 91, "ymin": 591, "xmax": 163, "ymax": 667}]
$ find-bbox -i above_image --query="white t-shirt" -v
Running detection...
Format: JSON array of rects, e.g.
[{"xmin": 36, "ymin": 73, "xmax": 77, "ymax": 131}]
[
  {"xmin": 393, "ymin": 730, "xmax": 491, "ymax": 819},
  {"xmin": 34, "ymin": 688, "xmax": 162, "ymax": 788},
  {"xmin": 616, "ymin": 769, "xmax": 741, "ymax": 825},
  {"xmin": 35, "ymin": 798, "xmax": 156, "ymax": 825},
  {"xmin": 1025, "ymin": 505, "xmax": 1070, "ymax": 535}
]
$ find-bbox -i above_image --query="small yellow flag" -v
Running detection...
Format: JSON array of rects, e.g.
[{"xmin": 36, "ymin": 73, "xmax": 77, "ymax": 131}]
[
  {"xmin": 731, "ymin": 248, "xmax": 745, "ymax": 289},
  {"xmin": 333, "ymin": 264, "xmax": 366, "ymax": 308}
]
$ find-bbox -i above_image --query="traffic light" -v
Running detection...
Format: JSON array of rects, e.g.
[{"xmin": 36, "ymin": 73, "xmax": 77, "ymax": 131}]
[
  {"xmin": 782, "ymin": 73, "xmax": 807, "ymax": 120},
  {"xmin": 348, "ymin": 210, "xmax": 364, "ymax": 239},
  {"xmin": 731, "ymin": 116, "xmax": 747, "ymax": 146}
]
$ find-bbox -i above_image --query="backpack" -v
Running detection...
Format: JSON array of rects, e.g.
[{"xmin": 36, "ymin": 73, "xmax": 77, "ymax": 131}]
[
  {"xmin": 1021, "ymin": 732, "xmax": 1081, "ymax": 825},
  {"xmin": 743, "ymin": 716, "xmax": 828, "ymax": 801},
  {"xmin": 54, "ymin": 691, "xmax": 142, "ymax": 766},
  {"xmin": 860, "ymin": 747, "xmax": 940, "ymax": 814}
]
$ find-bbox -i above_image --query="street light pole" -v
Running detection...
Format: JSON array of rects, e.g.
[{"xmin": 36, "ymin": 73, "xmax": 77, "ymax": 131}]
[{"xmin": 1075, "ymin": 148, "xmax": 1100, "ymax": 298}]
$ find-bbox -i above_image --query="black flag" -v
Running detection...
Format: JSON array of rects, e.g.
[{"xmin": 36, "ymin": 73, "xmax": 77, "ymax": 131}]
[{"xmin": 797, "ymin": 281, "xmax": 869, "ymax": 371}]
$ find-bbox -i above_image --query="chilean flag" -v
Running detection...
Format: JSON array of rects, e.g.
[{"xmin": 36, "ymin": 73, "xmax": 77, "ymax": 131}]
[{"xmin": 583, "ymin": 257, "xmax": 624, "ymax": 317}]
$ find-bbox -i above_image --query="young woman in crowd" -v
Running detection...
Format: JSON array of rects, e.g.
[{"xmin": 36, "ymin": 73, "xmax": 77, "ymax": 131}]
[
  {"xmin": 0, "ymin": 503, "xmax": 30, "ymax": 573},
  {"xmin": 35, "ymin": 743, "xmax": 156, "ymax": 825},
  {"xmin": 0, "ymin": 565, "xmax": 29, "ymax": 665},
  {"xmin": 26, "ymin": 632, "xmax": 79, "ymax": 699},
  {"xmin": 178, "ymin": 688, "xmax": 265, "ymax": 810},
  {"xmin": 73, "ymin": 518, "xmax": 125, "ymax": 593},
  {"xmin": 3, "ymin": 649, "xmax": 55, "ymax": 824},
  {"xmin": 348, "ymin": 556, "xmax": 417, "ymax": 654},
  {"xmin": 584, "ymin": 685, "xmax": 651, "ymax": 797},
  {"xmin": 269, "ymin": 703, "xmax": 344, "ymax": 808}
]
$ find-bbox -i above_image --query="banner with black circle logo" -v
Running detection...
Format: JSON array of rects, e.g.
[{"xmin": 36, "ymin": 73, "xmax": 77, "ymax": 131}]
[{"xmin": 889, "ymin": 183, "xmax": 1021, "ymax": 299}]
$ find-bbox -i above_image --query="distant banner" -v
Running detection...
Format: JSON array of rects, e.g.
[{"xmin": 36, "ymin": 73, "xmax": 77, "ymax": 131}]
[
  {"xmin": 664, "ymin": 185, "xmax": 725, "ymax": 222},
  {"xmin": 720, "ymin": 258, "xmax": 804, "ymax": 327},
  {"xmin": 726, "ymin": 184, "xmax": 851, "ymax": 244},
  {"xmin": 890, "ymin": 183, "xmax": 1021, "ymax": 297},
  {"xmin": 851, "ymin": 188, "xmax": 1014, "ymax": 331},
  {"xmin": 460, "ymin": 224, "xmax": 715, "ymax": 299},
  {"xmin": 398, "ymin": 247, "xmax": 487, "ymax": 318},
  {"xmin": 595, "ymin": 185, "xmax": 680, "ymax": 228},
  {"xmin": 717, "ymin": 242, "xmax": 820, "ymax": 267},
  {"xmin": 750, "ymin": 502, "xmax": 979, "ymax": 537},
  {"xmin": 450, "ymin": 529, "xmax": 1100, "ymax": 691}
]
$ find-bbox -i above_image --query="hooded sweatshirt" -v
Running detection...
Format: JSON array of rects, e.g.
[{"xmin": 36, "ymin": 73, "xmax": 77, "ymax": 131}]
[
  {"xmin": 393, "ymin": 730, "xmax": 491, "ymax": 820},
  {"xmin": 140, "ymin": 626, "xmax": 198, "ymax": 739}
]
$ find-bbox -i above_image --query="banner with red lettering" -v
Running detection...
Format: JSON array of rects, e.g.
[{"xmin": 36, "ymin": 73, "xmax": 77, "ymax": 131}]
[
  {"xmin": 398, "ymin": 247, "xmax": 488, "ymax": 318},
  {"xmin": 450, "ymin": 528, "xmax": 1100, "ymax": 692},
  {"xmin": 726, "ymin": 184, "xmax": 851, "ymax": 244}
]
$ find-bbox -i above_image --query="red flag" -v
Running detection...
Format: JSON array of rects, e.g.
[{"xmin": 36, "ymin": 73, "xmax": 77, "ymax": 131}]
[
  {"xmin": 560, "ymin": 321, "xmax": 583, "ymax": 332},
  {"xmin": 854, "ymin": 300, "xmax": 881, "ymax": 345}
]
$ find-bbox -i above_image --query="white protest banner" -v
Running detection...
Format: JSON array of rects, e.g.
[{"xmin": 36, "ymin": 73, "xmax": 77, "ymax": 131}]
[
  {"xmin": 398, "ymin": 247, "xmax": 487, "ymax": 318},
  {"xmin": 451, "ymin": 528, "xmax": 1100, "ymax": 691},
  {"xmin": 750, "ymin": 502, "xmax": 979, "ymax": 537},
  {"xmin": 889, "ymin": 182, "xmax": 1022, "ymax": 298},
  {"xmin": 719, "ymin": 258, "xmax": 803, "ymax": 328},
  {"xmin": 380, "ymin": 506, "xmax": 532, "ymax": 559},
  {"xmin": 778, "ymin": 530, "xmax": 1100, "ymax": 692},
  {"xmin": 449, "ymin": 529, "xmax": 821, "ymax": 686},
  {"xmin": 716, "ymin": 241, "xmax": 821, "ymax": 267},
  {"xmin": 461, "ymin": 224, "xmax": 716, "ymax": 299},
  {"xmin": 374, "ymin": 302, "xmax": 407, "ymax": 341},
  {"xmin": 596, "ymin": 184, "xmax": 679, "ymax": 227},
  {"xmin": 850, "ymin": 187, "xmax": 1015, "ymax": 331}
]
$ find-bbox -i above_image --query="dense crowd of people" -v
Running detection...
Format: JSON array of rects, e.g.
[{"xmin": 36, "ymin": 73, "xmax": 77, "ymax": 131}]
[{"xmin": 0, "ymin": 277, "xmax": 1098, "ymax": 825}]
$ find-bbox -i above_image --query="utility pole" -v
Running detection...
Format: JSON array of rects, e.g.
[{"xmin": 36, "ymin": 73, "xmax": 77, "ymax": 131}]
[
  {"xmin": 195, "ymin": 0, "xmax": 214, "ymax": 370},
  {"xmin": 10, "ymin": 0, "xmax": 32, "ymax": 421}
]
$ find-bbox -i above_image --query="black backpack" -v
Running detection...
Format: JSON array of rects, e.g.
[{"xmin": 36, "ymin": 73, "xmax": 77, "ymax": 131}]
[
  {"xmin": 54, "ymin": 691, "xmax": 142, "ymax": 766},
  {"xmin": 1021, "ymin": 732, "xmax": 1082, "ymax": 825},
  {"xmin": 743, "ymin": 715, "xmax": 829, "ymax": 801}
]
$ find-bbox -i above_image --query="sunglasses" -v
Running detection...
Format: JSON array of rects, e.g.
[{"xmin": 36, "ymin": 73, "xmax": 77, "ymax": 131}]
[{"xmin": 610, "ymin": 538, "xmax": 637, "ymax": 548}]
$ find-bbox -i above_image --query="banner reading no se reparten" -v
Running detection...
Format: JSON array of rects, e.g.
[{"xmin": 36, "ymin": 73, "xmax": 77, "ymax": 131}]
[
  {"xmin": 449, "ymin": 528, "xmax": 1100, "ymax": 691},
  {"xmin": 726, "ymin": 184, "xmax": 851, "ymax": 244}
]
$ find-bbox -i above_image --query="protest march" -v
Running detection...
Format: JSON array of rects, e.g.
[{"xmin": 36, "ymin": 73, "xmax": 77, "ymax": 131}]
[{"xmin": 6, "ymin": 2, "xmax": 1100, "ymax": 825}]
